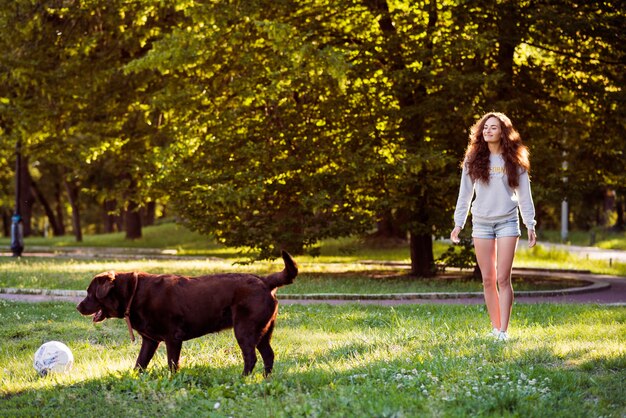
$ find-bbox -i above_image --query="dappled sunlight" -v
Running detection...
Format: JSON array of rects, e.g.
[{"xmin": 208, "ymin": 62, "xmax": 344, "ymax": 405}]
[
  {"xmin": 2, "ymin": 300, "xmax": 624, "ymax": 416},
  {"xmin": 514, "ymin": 244, "xmax": 626, "ymax": 275},
  {"xmin": 502, "ymin": 322, "xmax": 625, "ymax": 373},
  {"xmin": 77, "ymin": 356, "xmax": 134, "ymax": 377},
  {"xmin": 0, "ymin": 342, "xmax": 135, "ymax": 396},
  {"xmin": 0, "ymin": 257, "xmax": 298, "ymax": 290},
  {"xmin": 277, "ymin": 328, "xmax": 417, "ymax": 374},
  {"xmin": 296, "ymin": 261, "xmax": 403, "ymax": 273},
  {"xmin": 1, "ymin": 254, "xmax": 407, "ymax": 277},
  {"xmin": 179, "ymin": 334, "xmax": 243, "ymax": 371},
  {"xmin": 550, "ymin": 326, "xmax": 624, "ymax": 368},
  {"xmin": 1, "ymin": 258, "xmax": 281, "ymax": 275}
]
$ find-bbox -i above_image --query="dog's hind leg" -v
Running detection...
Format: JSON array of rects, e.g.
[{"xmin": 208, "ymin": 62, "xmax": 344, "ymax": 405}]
[
  {"xmin": 257, "ymin": 321, "xmax": 275, "ymax": 376},
  {"xmin": 234, "ymin": 324, "xmax": 258, "ymax": 376},
  {"xmin": 165, "ymin": 339, "xmax": 183, "ymax": 372},
  {"xmin": 136, "ymin": 337, "xmax": 160, "ymax": 370}
]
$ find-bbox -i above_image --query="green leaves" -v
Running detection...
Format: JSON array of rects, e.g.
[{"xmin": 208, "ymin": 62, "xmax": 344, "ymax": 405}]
[{"xmin": 0, "ymin": 0, "xmax": 624, "ymax": 256}]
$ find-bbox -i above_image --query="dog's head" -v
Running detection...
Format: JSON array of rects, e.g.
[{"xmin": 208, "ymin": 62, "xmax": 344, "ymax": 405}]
[{"xmin": 77, "ymin": 271, "xmax": 124, "ymax": 322}]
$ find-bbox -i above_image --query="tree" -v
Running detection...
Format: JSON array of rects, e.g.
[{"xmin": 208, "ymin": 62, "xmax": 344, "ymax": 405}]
[
  {"xmin": 126, "ymin": 0, "xmax": 626, "ymax": 270},
  {"xmin": 0, "ymin": 0, "xmax": 183, "ymax": 240},
  {"xmin": 516, "ymin": 1, "xmax": 626, "ymax": 230},
  {"xmin": 1, "ymin": 0, "xmax": 624, "ymax": 268},
  {"xmin": 127, "ymin": 1, "xmax": 396, "ymax": 258}
]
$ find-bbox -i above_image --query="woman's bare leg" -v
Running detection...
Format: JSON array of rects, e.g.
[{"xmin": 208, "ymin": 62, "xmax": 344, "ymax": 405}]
[
  {"xmin": 473, "ymin": 238, "xmax": 500, "ymax": 330},
  {"xmin": 495, "ymin": 236, "xmax": 519, "ymax": 332}
]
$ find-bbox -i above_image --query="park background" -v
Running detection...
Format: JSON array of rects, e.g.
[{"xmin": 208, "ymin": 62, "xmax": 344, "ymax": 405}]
[
  {"xmin": 0, "ymin": 1, "xmax": 625, "ymax": 417},
  {"xmin": 0, "ymin": 0, "xmax": 624, "ymax": 274}
]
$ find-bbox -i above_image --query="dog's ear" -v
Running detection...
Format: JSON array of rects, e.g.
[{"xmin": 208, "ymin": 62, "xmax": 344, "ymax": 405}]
[{"xmin": 95, "ymin": 271, "xmax": 116, "ymax": 300}]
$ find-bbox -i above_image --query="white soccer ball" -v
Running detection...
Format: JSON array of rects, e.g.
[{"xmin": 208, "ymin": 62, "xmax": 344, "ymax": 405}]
[{"xmin": 34, "ymin": 341, "xmax": 74, "ymax": 376}]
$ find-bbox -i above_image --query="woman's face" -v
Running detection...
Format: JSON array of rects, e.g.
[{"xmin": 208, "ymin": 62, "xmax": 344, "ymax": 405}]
[{"xmin": 482, "ymin": 116, "xmax": 502, "ymax": 145}]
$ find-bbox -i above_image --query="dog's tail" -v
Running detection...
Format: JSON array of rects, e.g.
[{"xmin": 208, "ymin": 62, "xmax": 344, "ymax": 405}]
[{"xmin": 263, "ymin": 250, "xmax": 298, "ymax": 290}]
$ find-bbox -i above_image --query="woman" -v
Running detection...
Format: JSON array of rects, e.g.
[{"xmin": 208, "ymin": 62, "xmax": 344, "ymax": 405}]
[{"xmin": 450, "ymin": 112, "xmax": 537, "ymax": 341}]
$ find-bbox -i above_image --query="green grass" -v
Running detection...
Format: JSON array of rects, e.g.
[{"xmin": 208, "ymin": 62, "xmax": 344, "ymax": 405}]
[
  {"xmin": 1, "ymin": 223, "xmax": 624, "ymax": 416},
  {"xmin": 1, "ymin": 222, "xmax": 625, "ymax": 275},
  {"xmin": 538, "ymin": 228, "xmax": 626, "ymax": 249},
  {"xmin": 0, "ymin": 255, "xmax": 610, "ymax": 295},
  {"xmin": 515, "ymin": 244, "xmax": 626, "ymax": 276},
  {"xmin": 11, "ymin": 221, "xmax": 209, "ymax": 249},
  {"xmin": 0, "ymin": 221, "xmax": 624, "ymax": 295},
  {"xmin": 0, "ymin": 300, "xmax": 624, "ymax": 417},
  {"xmin": 2, "ymin": 220, "xmax": 624, "ymax": 254}
]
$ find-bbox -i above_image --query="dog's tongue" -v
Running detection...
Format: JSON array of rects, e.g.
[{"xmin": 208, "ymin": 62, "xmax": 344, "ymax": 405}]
[{"xmin": 93, "ymin": 310, "xmax": 104, "ymax": 322}]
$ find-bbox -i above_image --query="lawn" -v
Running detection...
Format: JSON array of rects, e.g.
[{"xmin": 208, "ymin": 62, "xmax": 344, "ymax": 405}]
[
  {"xmin": 0, "ymin": 251, "xmax": 618, "ymax": 295},
  {"xmin": 537, "ymin": 228, "xmax": 626, "ymax": 250},
  {"xmin": 0, "ymin": 222, "xmax": 624, "ymax": 296},
  {"xmin": 3, "ymin": 220, "xmax": 626, "ymax": 258},
  {"xmin": 0, "ymin": 300, "xmax": 624, "ymax": 417},
  {"xmin": 0, "ymin": 223, "xmax": 624, "ymax": 416}
]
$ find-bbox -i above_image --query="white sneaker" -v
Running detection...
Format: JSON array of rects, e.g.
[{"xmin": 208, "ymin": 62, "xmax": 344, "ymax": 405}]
[
  {"xmin": 497, "ymin": 331, "xmax": 509, "ymax": 341},
  {"xmin": 491, "ymin": 328, "xmax": 500, "ymax": 338}
]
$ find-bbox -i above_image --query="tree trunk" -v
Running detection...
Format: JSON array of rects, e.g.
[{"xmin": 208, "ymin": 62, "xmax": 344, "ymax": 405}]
[
  {"xmin": 410, "ymin": 232, "xmax": 435, "ymax": 277},
  {"xmin": 30, "ymin": 178, "xmax": 64, "ymax": 236},
  {"xmin": 614, "ymin": 193, "xmax": 625, "ymax": 231},
  {"xmin": 18, "ymin": 156, "xmax": 35, "ymax": 237},
  {"xmin": 495, "ymin": 3, "xmax": 524, "ymax": 105},
  {"xmin": 54, "ymin": 181, "xmax": 66, "ymax": 236},
  {"xmin": 64, "ymin": 179, "xmax": 83, "ymax": 242},
  {"xmin": 372, "ymin": 210, "xmax": 407, "ymax": 241},
  {"xmin": 2, "ymin": 208, "xmax": 10, "ymax": 237},
  {"xmin": 364, "ymin": 0, "xmax": 438, "ymax": 277},
  {"xmin": 103, "ymin": 200, "xmax": 118, "ymax": 233},
  {"xmin": 142, "ymin": 201, "xmax": 156, "ymax": 227},
  {"xmin": 125, "ymin": 201, "xmax": 142, "ymax": 239},
  {"xmin": 473, "ymin": 264, "xmax": 482, "ymax": 280}
]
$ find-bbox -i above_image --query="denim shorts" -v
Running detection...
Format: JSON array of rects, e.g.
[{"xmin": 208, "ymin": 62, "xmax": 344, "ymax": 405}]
[{"xmin": 472, "ymin": 216, "xmax": 521, "ymax": 239}]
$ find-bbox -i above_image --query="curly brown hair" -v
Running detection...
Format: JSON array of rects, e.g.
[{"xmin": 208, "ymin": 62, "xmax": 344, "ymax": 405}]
[{"xmin": 462, "ymin": 112, "xmax": 530, "ymax": 188}]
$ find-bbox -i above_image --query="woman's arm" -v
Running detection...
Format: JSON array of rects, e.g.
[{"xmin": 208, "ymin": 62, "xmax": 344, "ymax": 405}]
[
  {"xmin": 517, "ymin": 170, "xmax": 537, "ymax": 247},
  {"xmin": 453, "ymin": 164, "xmax": 475, "ymax": 230}
]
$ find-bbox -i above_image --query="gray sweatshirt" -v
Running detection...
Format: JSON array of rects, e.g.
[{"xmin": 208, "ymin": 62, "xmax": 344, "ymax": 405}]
[{"xmin": 454, "ymin": 153, "xmax": 536, "ymax": 230}]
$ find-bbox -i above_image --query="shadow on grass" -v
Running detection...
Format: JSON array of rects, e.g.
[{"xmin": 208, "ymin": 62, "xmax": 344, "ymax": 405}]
[{"xmin": 2, "ymin": 302, "xmax": 623, "ymax": 417}]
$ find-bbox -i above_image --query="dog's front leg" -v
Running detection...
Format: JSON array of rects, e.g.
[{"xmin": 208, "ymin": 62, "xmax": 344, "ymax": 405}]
[
  {"xmin": 165, "ymin": 339, "xmax": 183, "ymax": 372},
  {"xmin": 135, "ymin": 336, "xmax": 160, "ymax": 370}
]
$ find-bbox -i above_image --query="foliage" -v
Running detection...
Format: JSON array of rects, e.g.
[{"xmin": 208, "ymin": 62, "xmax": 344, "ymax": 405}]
[
  {"xmin": 126, "ymin": 1, "xmax": 402, "ymax": 259},
  {"xmin": 0, "ymin": 0, "xmax": 185, "ymax": 237},
  {"xmin": 0, "ymin": 1, "xmax": 624, "ymax": 270},
  {"xmin": 437, "ymin": 235, "xmax": 477, "ymax": 272},
  {"xmin": 1, "ymin": 301, "xmax": 624, "ymax": 417}
]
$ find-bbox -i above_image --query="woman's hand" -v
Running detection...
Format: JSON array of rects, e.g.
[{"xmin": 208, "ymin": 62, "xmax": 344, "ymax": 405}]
[
  {"xmin": 450, "ymin": 226, "xmax": 462, "ymax": 244},
  {"xmin": 528, "ymin": 229, "xmax": 537, "ymax": 248}
]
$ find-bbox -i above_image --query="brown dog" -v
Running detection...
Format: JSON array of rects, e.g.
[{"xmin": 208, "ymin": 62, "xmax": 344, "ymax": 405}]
[{"xmin": 77, "ymin": 250, "xmax": 297, "ymax": 375}]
